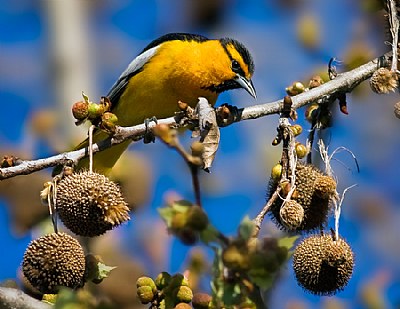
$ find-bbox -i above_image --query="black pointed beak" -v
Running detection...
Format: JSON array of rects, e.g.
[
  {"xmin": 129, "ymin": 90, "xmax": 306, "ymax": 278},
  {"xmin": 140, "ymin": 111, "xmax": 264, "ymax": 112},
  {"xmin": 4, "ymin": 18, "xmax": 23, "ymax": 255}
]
[{"xmin": 235, "ymin": 74, "xmax": 256, "ymax": 98}]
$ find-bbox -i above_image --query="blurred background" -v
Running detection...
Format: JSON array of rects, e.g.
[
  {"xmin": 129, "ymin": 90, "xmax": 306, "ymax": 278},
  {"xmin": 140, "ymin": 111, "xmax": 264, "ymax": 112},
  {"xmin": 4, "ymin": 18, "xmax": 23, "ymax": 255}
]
[{"xmin": 1, "ymin": 0, "xmax": 399, "ymax": 308}]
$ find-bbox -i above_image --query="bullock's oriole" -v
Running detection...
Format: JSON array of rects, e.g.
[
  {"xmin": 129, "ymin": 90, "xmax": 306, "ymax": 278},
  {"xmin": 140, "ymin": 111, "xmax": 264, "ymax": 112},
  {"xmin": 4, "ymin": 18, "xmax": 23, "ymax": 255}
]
[{"xmin": 76, "ymin": 33, "xmax": 256, "ymax": 173}]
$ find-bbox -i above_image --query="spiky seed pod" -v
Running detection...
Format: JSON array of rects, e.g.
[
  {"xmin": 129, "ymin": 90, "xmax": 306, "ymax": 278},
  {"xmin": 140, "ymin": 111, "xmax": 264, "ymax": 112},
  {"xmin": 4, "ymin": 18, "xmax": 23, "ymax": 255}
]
[
  {"xmin": 268, "ymin": 163, "xmax": 333, "ymax": 232},
  {"xmin": 394, "ymin": 102, "xmax": 400, "ymax": 119},
  {"xmin": 279, "ymin": 200, "xmax": 304, "ymax": 230},
  {"xmin": 56, "ymin": 171, "xmax": 130, "ymax": 237},
  {"xmin": 314, "ymin": 175, "xmax": 337, "ymax": 198},
  {"xmin": 369, "ymin": 68, "xmax": 398, "ymax": 94},
  {"xmin": 22, "ymin": 233, "xmax": 85, "ymax": 294},
  {"xmin": 292, "ymin": 234, "xmax": 354, "ymax": 295}
]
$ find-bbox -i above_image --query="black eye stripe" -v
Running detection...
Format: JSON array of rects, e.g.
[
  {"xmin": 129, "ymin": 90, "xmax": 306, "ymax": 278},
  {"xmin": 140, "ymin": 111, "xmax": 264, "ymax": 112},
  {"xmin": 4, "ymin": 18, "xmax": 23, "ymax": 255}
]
[{"xmin": 219, "ymin": 37, "xmax": 255, "ymax": 75}]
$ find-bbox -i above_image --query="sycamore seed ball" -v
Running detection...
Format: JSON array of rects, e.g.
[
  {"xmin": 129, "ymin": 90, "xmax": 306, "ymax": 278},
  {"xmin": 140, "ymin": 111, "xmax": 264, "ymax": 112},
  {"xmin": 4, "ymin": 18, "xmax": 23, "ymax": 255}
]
[
  {"xmin": 56, "ymin": 171, "xmax": 130, "ymax": 237},
  {"xmin": 293, "ymin": 234, "xmax": 354, "ymax": 295},
  {"xmin": 314, "ymin": 175, "xmax": 337, "ymax": 198},
  {"xmin": 394, "ymin": 102, "xmax": 400, "ymax": 119},
  {"xmin": 268, "ymin": 163, "xmax": 333, "ymax": 232},
  {"xmin": 279, "ymin": 200, "xmax": 304, "ymax": 230},
  {"xmin": 22, "ymin": 233, "xmax": 85, "ymax": 294},
  {"xmin": 369, "ymin": 67, "xmax": 398, "ymax": 94}
]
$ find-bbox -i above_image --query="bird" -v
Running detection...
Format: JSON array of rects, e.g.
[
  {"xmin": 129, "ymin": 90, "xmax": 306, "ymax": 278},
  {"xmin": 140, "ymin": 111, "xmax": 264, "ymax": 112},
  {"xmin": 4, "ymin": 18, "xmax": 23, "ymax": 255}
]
[{"xmin": 75, "ymin": 33, "xmax": 256, "ymax": 174}]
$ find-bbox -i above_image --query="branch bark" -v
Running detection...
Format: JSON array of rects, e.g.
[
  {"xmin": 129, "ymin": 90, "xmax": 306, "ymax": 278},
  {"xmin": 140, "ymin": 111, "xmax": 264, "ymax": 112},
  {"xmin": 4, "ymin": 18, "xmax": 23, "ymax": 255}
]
[
  {"xmin": 0, "ymin": 287, "xmax": 51, "ymax": 309},
  {"xmin": 0, "ymin": 52, "xmax": 387, "ymax": 181}
]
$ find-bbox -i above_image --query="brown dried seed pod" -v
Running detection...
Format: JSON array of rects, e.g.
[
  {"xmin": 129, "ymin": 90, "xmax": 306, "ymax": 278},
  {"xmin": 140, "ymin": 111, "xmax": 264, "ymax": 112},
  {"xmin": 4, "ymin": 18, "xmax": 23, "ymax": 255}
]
[
  {"xmin": 279, "ymin": 200, "xmax": 304, "ymax": 230},
  {"xmin": 394, "ymin": 102, "xmax": 400, "ymax": 119},
  {"xmin": 268, "ymin": 163, "xmax": 333, "ymax": 232},
  {"xmin": 369, "ymin": 67, "xmax": 398, "ymax": 94},
  {"xmin": 314, "ymin": 175, "xmax": 337, "ymax": 198},
  {"xmin": 292, "ymin": 234, "xmax": 354, "ymax": 295},
  {"xmin": 56, "ymin": 171, "xmax": 130, "ymax": 237},
  {"xmin": 22, "ymin": 233, "xmax": 85, "ymax": 294}
]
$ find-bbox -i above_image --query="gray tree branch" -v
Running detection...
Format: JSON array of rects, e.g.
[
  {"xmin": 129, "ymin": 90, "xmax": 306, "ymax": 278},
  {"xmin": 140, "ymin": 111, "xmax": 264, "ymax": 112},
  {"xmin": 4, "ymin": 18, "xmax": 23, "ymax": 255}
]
[
  {"xmin": 0, "ymin": 52, "xmax": 388, "ymax": 181},
  {"xmin": 0, "ymin": 287, "xmax": 51, "ymax": 309}
]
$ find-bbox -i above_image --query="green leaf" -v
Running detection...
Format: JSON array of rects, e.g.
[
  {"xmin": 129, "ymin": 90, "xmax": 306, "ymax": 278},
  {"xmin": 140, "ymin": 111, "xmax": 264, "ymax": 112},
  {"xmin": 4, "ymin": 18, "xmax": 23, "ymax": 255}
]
[
  {"xmin": 222, "ymin": 283, "xmax": 242, "ymax": 306},
  {"xmin": 238, "ymin": 216, "xmax": 256, "ymax": 240},
  {"xmin": 54, "ymin": 288, "xmax": 77, "ymax": 309},
  {"xmin": 248, "ymin": 271, "xmax": 274, "ymax": 290},
  {"xmin": 210, "ymin": 246, "xmax": 225, "ymax": 305},
  {"xmin": 158, "ymin": 207, "xmax": 175, "ymax": 227},
  {"xmin": 171, "ymin": 203, "xmax": 191, "ymax": 214},
  {"xmin": 278, "ymin": 235, "xmax": 299, "ymax": 250},
  {"xmin": 82, "ymin": 91, "xmax": 89, "ymax": 103},
  {"xmin": 199, "ymin": 224, "xmax": 219, "ymax": 244},
  {"xmin": 97, "ymin": 263, "xmax": 116, "ymax": 280}
]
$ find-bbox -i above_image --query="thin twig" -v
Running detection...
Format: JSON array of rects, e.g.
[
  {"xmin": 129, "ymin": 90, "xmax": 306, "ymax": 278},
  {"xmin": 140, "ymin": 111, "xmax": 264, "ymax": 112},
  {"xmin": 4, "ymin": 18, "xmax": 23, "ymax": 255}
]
[
  {"xmin": 190, "ymin": 164, "xmax": 202, "ymax": 207},
  {"xmin": 88, "ymin": 125, "xmax": 95, "ymax": 173},
  {"xmin": 252, "ymin": 186, "xmax": 281, "ymax": 237},
  {"xmin": 387, "ymin": 0, "xmax": 399, "ymax": 72}
]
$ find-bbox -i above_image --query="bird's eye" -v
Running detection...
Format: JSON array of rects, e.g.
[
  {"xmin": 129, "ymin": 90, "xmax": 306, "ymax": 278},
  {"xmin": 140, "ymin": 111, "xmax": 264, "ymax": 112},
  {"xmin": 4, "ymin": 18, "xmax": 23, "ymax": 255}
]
[{"xmin": 231, "ymin": 60, "xmax": 241, "ymax": 73}]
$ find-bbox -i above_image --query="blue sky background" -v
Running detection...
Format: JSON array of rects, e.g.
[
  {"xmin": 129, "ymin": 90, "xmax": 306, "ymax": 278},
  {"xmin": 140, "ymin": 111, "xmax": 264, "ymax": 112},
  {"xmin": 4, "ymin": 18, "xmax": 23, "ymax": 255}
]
[{"xmin": 1, "ymin": 1, "xmax": 399, "ymax": 308}]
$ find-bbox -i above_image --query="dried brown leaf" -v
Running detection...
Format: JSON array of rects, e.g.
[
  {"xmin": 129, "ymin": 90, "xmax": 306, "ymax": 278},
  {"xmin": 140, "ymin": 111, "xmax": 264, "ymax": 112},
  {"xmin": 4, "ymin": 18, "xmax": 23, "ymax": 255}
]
[{"xmin": 196, "ymin": 98, "xmax": 220, "ymax": 171}]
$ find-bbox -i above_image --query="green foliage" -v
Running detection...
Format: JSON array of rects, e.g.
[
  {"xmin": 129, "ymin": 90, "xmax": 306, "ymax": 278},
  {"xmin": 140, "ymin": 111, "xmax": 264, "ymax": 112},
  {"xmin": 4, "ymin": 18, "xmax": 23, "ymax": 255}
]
[{"xmin": 238, "ymin": 216, "xmax": 256, "ymax": 241}]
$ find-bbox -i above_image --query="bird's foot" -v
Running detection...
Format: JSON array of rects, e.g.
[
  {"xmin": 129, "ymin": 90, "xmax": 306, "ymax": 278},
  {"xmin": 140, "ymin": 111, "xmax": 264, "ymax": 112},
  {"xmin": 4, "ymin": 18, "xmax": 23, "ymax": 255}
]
[{"xmin": 143, "ymin": 116, "xmax": 158, "ymax": 143}]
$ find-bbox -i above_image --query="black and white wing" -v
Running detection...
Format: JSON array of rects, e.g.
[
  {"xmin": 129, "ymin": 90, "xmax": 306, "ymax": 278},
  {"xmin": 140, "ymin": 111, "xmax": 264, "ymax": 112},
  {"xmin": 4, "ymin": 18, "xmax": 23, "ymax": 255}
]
[{"xmin": 107, "ymin": 45, "xmax": 160, "ymax": 106}]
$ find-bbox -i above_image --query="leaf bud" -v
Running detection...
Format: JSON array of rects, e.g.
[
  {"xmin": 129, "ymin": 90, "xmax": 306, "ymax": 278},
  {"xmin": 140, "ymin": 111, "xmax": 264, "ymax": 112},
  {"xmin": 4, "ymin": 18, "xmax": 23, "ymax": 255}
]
[
  {"xmin": 295, "ymin": 142, "xmax": 308, "ymax": 159},
  {"xmin": 222, "ymin": 243, "xmax": 249, "ymax": 270},
  {"xmin": 153, "ymin": 124, "xmax": 176, "ymax": 145},
  {"xmin": 191, "ymin": 141, "xmax": 204, "ymax": 157},
  {"xmin": 170, "ymin": 212, "xmax": 188, "ymax": 231},
  {"xmin": 309, "ymin": 75, "xmax": 324, "ymax": 89},
  {"xmin": 173, "ymin": 285, "xmax": 193, "ymax": 303},
  {"xmin": 290, "ymin": 124, "xmax": 303, "ymax": 136},
  {"xmin": 168, "ymin": 274, "xmax": 189, "ymax": 289},
  {"xmin": 100, "ymin": 112, "xmax": 118, "ymax": 133},
  {"xmin": 192, "ymin": 292, "xmax": 212, "ymax": 309},
  {"xmin": 87, "ymin": 103, "xmax": 105, "ymax": 120},
  {"xmin": 178, "ymin": 228, "xmax": 199, "ymax": 245},
  {"xmin": 175, "ymin": 303, "xmax": 192, "ymax": 309},
  {"xmin": 137, "ymin": 286, "xmax": 155, "ymax": 304},
  {"xmin": 136, "ymin": 276, "xmax": 157, "ymax": 293},
  {"xmin": 186, "ymin": 206, "xmax": 209, "ymax": 231},
  {"xmin": 305, "ymin": 103, "xmax": 319, "ymax": 123},
  {"xmin": 155, "ymin": 272, "xmax": 171, "ymax": 290},
  {"xmin": 271, "ymin": 163, "xmax": 282, "ymax": 180},
  {"xmin": 72, "ymin": 101, "xmax": 89, "ymax": 120}
]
